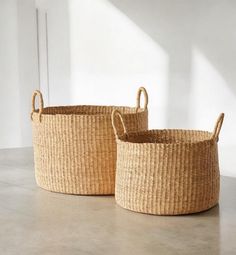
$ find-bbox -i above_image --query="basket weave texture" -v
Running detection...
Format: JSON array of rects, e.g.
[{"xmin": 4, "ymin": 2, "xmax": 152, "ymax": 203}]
[
  {"xmin": 112, "ymin": 110, "xmax": 224, "ymax": 215},
  {"xmin": 31, "ymin": 88, "xmax": 148, "ymax": 195}
]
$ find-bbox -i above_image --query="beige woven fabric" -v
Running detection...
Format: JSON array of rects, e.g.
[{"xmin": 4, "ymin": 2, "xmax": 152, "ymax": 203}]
[
  {"xmin": 112, "ymin": 110, "xmax": 224, "ymax": 215},
  {"xmin": 31, "ymin": 88, "xmax": 148, "ymax": 195}
]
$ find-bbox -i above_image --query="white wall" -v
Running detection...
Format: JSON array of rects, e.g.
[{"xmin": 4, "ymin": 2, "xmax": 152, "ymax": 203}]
[
  {"xmin": 0, "ymin": 0, "xmax": 38, "ymax": 149},
  {"xmin": 1, "ymin": 0, "xmax": 236, "ymax": 177},
  {"xmin": 68, "ymin": 0, "xmax": 168, "ymax": 127},
  {"xmin": 0, "ymin": 0, "xmax": 21, "ymax": 147}
]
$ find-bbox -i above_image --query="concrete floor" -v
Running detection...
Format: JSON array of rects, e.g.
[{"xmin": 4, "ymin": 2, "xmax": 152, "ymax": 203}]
[{"xmin": 0, "ymin": 148, "xmax": 236, "ymax": 255}]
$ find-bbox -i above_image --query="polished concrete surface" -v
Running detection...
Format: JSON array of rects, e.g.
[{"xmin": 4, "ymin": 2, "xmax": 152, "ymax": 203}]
[{"xmin": 0, "ymin": 148, "xmax": 236, "ymax": 255}]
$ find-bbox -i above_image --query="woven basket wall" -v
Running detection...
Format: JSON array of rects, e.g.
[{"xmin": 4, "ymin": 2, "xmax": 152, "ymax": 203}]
[
  {"xmin": 31, "ymin": 87, "xmax": 148, "ymax": 195},
  {"xmin": 112, "ymin": 110, "xmax": 224, "ymax": 215}
]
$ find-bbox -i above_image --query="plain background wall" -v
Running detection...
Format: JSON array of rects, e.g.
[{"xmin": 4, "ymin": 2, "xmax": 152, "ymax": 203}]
[
  {"xmin": 0, "ymin": 0, "xmax": 21, "ymax": 147},
  {"xmin": 0, "ymin": 0, "xmax": 38, "ymax": 148},
  {"xmin": 0, "ymin": 0, "xmax": 236, "ymax": 177}
]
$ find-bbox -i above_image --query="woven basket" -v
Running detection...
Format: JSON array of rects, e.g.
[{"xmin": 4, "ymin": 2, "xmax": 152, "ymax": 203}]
[
  {"xmin": 31, "ymin": 87, "xmax": 148, "ymax": 195},
  {"xmin": 112, "ymin": 110, "xmax": 224, "ymax": 215}
]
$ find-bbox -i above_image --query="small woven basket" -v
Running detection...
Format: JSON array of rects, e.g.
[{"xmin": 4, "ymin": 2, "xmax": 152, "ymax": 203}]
[
  {"xmin": 112, "ymin": 110, "xmax": 224, "ymax": 215},
  {"xmin": 31, "ymin": 87, "xmax": 148, "ymax": 195}
]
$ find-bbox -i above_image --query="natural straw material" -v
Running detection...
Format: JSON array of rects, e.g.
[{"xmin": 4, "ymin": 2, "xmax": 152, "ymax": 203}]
[
  {"xmin": 112, "ymin": 110, "xmax": 224, "ymax": 215},
  {"xmin": 31, "ymin": 88, "xmax": 148, "ymax": 195}
]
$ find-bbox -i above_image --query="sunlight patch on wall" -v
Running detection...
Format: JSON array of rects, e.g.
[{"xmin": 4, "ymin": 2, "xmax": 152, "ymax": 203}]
[
  {"xmin": 190, "ymin": 47, "xmax": 236, "ymax": 177},
  {"xmin": 68, "ymin": 0, "xmax": 169, "ymax": 127},
  {"xmin": 190, "ymin": 47, "xmax": 236, "ymax": 146}
]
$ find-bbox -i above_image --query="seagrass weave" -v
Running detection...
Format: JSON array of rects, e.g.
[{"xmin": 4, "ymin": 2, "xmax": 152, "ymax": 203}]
[
  {"xmin": 112, "ymin": 110, "xmax": 224, "ymax": 215},
  {"xmin": 31, "ymin": 87, "xmax": 148, "ymax": 195}
]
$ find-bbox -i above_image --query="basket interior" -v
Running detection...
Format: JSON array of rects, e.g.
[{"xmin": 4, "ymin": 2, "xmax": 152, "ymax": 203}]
[
  {"xmin": 40, "ymin": 105, "xmax": 142, "ymax": 116},
  {"xmin": 120, "ymin": 129, "xmax": 213, "ymax": 144}
]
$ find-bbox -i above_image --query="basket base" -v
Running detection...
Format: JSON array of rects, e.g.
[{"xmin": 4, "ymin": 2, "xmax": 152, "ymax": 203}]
[
  {"xmin": 115, "ymin": 200, "xmax": 219, "ymax": 216},
  {"xmin": 37, "ymin": 184, "xmax": 115, "ymax": 196},
  {"xmin": 35, "ymin": 178, "xmax": 115, "ymax": 195}
]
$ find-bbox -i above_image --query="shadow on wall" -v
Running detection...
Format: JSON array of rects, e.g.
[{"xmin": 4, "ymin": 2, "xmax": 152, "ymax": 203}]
[{"xmin": 108, "ymin": 0, "xmax": 236, "ymax": 127}]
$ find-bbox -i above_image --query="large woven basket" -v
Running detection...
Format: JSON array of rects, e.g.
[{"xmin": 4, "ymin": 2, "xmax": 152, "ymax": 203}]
[
  {"xmin": 31, "ymin": 87, "xmax": 148, "ymax": 195},
  {"xmin": 112, "ymin": 110, "xmax": 224, "ymax": 215}
]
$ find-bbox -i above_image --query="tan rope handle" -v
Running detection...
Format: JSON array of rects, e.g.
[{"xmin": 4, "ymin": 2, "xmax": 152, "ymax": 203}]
[
  {"xmin": 111, "ymin": 109, "xmax": 127, "ymax": 138},
  {"xmin": 212, "ymin": 113, "xmax": 224, "ymax": 141},
  {"xmin": 136, "ymin": 87, "xmax": 148, "ymax": 112},
  {"xmin": 31, "ymin": 90, "xmax": 44, "ymax": 122}
]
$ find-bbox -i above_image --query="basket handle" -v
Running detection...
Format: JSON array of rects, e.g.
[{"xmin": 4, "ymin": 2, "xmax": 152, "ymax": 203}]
[
  {"xmin": 136, "ymin": 87, "xmax": 148, "ymax": 112},
  {"xmin": 31, "ymin": 90, "xmax": 44, "ymax": 122},
  {"xmin": 111, "ymin": 109, "xmax": 127, "ymax": 138},
  {"xmin": 212, "ymin": 113, "xmax": 224, "ymax": 141}
]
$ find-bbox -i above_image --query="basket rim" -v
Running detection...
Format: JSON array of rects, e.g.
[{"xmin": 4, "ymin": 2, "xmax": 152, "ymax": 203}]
[
  {"xmin": 34, "ymin": 105, "xmax": 148, "ymax": 117},
  {"xmin": 117, "ymin": 128, "xmax": 215, "ymax": 145}
]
